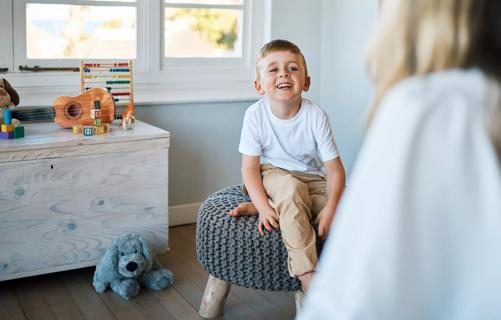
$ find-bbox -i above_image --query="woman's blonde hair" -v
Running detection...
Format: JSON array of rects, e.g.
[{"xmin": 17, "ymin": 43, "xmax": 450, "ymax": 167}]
[{"xmin": 366, "ymin": 0, "xmax": 501, "ymax": 157}]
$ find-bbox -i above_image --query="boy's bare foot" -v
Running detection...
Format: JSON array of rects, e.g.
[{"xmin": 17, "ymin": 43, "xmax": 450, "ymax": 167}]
[
  {"xmin": 298, "ymin": 271, "xmax": 315, "ymax": 293},
  {"xmin": 228, "ymin": 202, "xmax": 258, "ymax": 217}
]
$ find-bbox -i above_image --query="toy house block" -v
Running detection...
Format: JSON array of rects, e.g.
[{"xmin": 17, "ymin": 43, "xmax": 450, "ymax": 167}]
[
  {"xmin": 0, "ymin": 131, "xmax": 13, "ymax": 139},
  {"xmin": 13, "ymin": 126, "xmax": 24, "ymax": 138},
  {"xmin": 1, "ymin": 124, "xmax": 14, "ymax": 132},
  {"xmin": 72, "ymin": 125, "xmax": 83, "ymax": 134},
  {"xmin": 93, "ymin": 118, "xmax": 102, "ymax": 126},
  {"xmin": 83, "ymin": 127, "xmax": 94, "ymax": 136}
]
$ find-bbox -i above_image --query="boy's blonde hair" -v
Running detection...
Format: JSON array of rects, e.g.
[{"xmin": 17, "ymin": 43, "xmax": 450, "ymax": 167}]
[
  {"xmin": 256, "ymin": 39, "xmax": 308, "ymax": 80},
  {"xmin": 366, "ymin": 0, "xmax": 501, "ymax": 158}
]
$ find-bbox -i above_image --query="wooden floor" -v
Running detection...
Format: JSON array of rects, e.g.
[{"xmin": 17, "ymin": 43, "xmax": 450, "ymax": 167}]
[{"xmin": 0, "ymin": 224, "xmax": 296, "ymax": 320}]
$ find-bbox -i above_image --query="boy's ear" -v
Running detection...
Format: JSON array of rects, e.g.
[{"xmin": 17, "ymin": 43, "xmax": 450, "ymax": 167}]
[
  {"xmin": 303, "ymin": 76, "xmax": 311, "ymax": 92},
  {"xmin": 254, "ymin": 79, "xmax": 265, "ymax": 96}
]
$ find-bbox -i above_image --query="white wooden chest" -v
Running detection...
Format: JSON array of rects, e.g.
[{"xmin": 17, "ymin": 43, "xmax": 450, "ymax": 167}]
[{"xmin": 0, "ymin": 120, "xmax": 170, "ymax": 281}]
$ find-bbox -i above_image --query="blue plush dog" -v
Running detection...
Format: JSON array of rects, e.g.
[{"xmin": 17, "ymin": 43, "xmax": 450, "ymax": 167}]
[{"xmin": 93, "ymin": 233, "xmax": 174, "ymax": 300}]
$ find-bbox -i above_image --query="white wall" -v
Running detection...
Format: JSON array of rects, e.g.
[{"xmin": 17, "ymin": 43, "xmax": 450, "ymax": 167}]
[
  {"xmin": 136, "ymin": 101, "xmax": 249, "ymax": 206},
  {"xmin": 320, "ymin": 0, "xmax": 378, "ymax": 175}
]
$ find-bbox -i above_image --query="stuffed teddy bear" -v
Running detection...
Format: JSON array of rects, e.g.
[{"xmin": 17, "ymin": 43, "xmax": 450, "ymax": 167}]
[
  {"xmin": 0, "ymin": 78, "xmax": 21, "ymax": 125},
  {"xmin": 93, "ymin": 233, "xmax": 174, "ymax": 300}
]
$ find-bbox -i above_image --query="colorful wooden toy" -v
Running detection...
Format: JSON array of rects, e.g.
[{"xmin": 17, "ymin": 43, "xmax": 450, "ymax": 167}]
[
  {"xmin": 95, "ymin": 125, "xmax": 105, "ymax": 135},
  {"xmin": 91, "ymin": 109, "xmax": 102, "ymax": 119},
  {"xmin": 13, "ymin": 126, "xmax": 24, "ymax": 138},
  {"xmin": 0, "ymin": 131, "xmax": 13, "ymax": 139},
  {"xmin": 83, "ymin": 126, "xmax": 93, "ymax": 136},
  {"xmin": 1, "ymin": 109, "xmax": 25, "ymax": 139},
  {"xmin": 1, "ymin": 124, "xmax": 14, "ymax": 132},
  {"xmin": 72, "ymin": 125, "xmax": 83, "ymax": 134},
  {"xmin": 3, "ymin": 109, "xmax": 12, "ymax": 125}
]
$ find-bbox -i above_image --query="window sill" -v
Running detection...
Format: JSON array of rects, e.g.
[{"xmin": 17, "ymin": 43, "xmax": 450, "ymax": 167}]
[{"xmin": 14, "ymin": 81, "xmax": 260, "ymax": 108}]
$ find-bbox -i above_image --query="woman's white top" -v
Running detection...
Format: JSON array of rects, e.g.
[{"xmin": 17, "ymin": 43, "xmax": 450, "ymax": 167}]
[
  {"xmin": 298, "ymin": 69, "xmax": 501, "ymax": 320},
  {"xmin": 239, "ymin": 97, "xmax": 339, "ymax": 175}
]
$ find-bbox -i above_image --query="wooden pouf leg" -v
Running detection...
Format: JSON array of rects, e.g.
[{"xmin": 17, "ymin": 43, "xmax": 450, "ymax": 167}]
[{"xmin": 199, "ymin": 275, "xmax": 231, "ymax": 319}]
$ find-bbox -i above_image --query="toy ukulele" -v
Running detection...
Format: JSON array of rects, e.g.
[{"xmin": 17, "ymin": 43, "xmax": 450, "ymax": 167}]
[
  {"xmin": 52, "ymin": 88, "xmax": 115, "ymax": 128},
  {"xmin": 10, "ymin": 87, "xmax": 115, "ymax": 129}
]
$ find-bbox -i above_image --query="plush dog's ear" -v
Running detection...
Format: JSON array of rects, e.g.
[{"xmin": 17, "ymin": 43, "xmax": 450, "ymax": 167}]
[
  {"xmin": 100, "ymin": 240, "xmax": 119, "ymax": 276},
  {"xmin": 139, "ymin": 236, "xmax": 154, "ymax": 271},
  {"xmin": 0, "ymin": 79, "xmax": 19, "ymax": 106}
]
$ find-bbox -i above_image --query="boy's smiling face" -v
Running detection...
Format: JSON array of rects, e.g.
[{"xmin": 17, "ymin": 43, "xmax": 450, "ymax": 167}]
[{"xmin": 254, "ymin": 50, "xmax": 310, "ymax": 105}]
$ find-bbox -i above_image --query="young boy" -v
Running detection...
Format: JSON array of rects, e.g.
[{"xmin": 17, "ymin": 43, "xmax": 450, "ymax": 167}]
[{"xmin": 230, "ymin": 39, "xmax": 346, "ymax": 292}]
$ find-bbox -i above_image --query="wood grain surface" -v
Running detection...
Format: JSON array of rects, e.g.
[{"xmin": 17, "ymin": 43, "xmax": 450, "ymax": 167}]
[{"xmin": 0, "ymin": 121, "xmax": 170, "ymax": 281}]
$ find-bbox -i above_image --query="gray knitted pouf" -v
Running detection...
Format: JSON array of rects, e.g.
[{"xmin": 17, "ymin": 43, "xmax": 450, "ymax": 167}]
[{"xmin": 196, "ymin": 185, "xmax": 301, "ymax": 291}]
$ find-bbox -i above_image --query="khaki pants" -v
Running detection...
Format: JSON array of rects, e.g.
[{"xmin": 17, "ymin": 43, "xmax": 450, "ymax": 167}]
[{"xmin": 246, "ymin": 164, "xmax": 327, "ymax": 277}]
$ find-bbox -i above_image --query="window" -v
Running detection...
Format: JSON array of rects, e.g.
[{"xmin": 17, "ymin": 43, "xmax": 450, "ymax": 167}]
[
  {"xmin": 1, "ymin": 0, "xmax": 270, "ymax": 105},
  {"xmin": 0, "ymin": 1, "xmax": 13, "ymax": 73},
  {"xmin": 13, "ymin": 0, "xmax": 145, "ymax": 70},
  {"xmin": 164, "ymin": 0, "xmax": 243, "ymax": 59}
]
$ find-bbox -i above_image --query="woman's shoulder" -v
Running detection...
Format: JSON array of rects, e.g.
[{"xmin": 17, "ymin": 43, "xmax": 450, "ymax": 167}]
[
  {"xmin": 381, "ymin": 68, "xmax": 489, "ymax": 113},
  {"xmin": 375, "ymin": 69, "xmax": 493, "ymax": 129}
]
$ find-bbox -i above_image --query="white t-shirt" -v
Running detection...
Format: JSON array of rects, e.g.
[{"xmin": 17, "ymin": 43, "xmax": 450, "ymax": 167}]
[
  {"xmin": 298, "ymin": 68, "xmax": 501, "ymax": 320},
  {"xmin": 238, "ymin": 97, "xmax": 339, "ymax": 175}
]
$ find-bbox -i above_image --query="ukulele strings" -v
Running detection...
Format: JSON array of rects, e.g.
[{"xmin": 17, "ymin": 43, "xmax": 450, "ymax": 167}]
[{"xmin": 12, "ymin": 106, "xmax": 55, "ymax": 122}]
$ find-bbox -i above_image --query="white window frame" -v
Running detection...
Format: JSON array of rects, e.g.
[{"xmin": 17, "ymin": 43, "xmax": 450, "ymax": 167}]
[
  {"xmin": 0, "ymin": 1, "xmax": 13, "ymax": 72},
  {"xmin": 2, "ymin": 0, "xmax": 270, "ymax": 106}
]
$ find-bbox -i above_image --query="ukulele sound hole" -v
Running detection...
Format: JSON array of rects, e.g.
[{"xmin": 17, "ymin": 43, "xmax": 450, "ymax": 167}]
[{"xmin": 65, "ymin": 101, "xmax": 83, "ymax": 120}]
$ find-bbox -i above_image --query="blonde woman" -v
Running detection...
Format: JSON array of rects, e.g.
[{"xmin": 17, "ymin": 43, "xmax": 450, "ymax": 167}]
[{"xmin": 298, "ymin": 0, "xmax": 501, "ymax": 319}]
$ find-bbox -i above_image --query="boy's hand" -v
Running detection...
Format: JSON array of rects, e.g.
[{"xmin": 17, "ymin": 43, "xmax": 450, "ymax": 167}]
[
  {"xmin": 258, "ymin": 207, "xmax": 279, "ymax": 236},
  {"xmin": 316, "ymin": 207, "xmax": 334, "ymax": 240}
]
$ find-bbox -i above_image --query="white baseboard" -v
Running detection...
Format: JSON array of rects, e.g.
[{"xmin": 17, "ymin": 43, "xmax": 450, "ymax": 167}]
[{"xmin": 169, "ymin": 203, "xmax": 201, "ymax": 226}]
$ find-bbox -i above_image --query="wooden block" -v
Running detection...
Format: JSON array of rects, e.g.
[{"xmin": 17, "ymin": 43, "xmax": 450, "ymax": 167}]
[
  {"xmin": 1, "ymin": 124, "xmax": 14, "ymax": 132},
  {"xmin": 93, "ymin": 119, "xmax": 102, "ymax": 126},
  {"xmin": 83, "ymin": 127, "xmax": 93, "ymax": 136},
  {"xmin": 94, "ymin": 125, "xmax": 105, "ymax": 135},
  {"xmin": 90, "ymin": 109, "xmax": 102, "ymax": 120},
  {"xmin": 0, "ymin": 131, "xmax": 13, "ymax": 139},
  {"xmin": 72, "ymin": 125, "xmax": 83, "ymax": 134},
  {"xmin": 13, "ymin": 126, "xmax": 24, "ymax": 138},
  {"xmin": 103, "ymin": 123, "xmax": 111, "ymax": 133},
  {"xmin": 3, "ymin": 109, "xmax": 12, "ymax": 125}
]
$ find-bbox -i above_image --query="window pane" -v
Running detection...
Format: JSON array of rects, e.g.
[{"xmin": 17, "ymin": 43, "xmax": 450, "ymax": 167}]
[
  {"xmin": 164, "ymin": 8, "xmax": 242, "ymax": 58},
  {"xmin": 165, "ymin": 0, "xmax": 242, "ymax": 5},
  {"xmin": 26, "ymin": 3, "xmax": 136, "ymax": 59}
]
